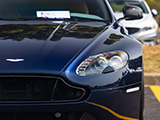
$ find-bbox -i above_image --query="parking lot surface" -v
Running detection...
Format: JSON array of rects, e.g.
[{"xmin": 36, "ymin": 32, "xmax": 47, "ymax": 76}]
[{"xmin": 144, "ymin": 74, "xmax": 160, "ymax": 120}]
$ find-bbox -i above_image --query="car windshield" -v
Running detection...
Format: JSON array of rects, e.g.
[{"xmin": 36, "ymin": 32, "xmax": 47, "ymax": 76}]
[
  {"xmin": 108, "ymin": 0, "xmax": 149, "ymax": 13},
  {"xmin": 0, "ymin": 0, "xmax": 111, "ymax": 22}
]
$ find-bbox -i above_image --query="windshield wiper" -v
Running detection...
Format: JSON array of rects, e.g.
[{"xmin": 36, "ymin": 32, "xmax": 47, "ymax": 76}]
[
  {"xmin": 0, "ymin": 17, "xmax": 110, "ymax": 24},
  {"xmin": 69, "ymin": 17, "xmax": 108, "ymax": 22}
]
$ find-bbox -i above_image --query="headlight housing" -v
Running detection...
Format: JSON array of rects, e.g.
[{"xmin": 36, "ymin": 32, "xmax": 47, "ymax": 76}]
[{"xmin": 76, "ymin": 51, "xmax": 128, "ymax": 76}]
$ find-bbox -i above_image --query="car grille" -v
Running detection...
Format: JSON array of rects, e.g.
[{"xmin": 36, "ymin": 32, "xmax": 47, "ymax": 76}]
[
  {"xmin": 0, "ymin": 76, "xmax": 86, "ymax": 103},
  {"xmin": 126, "ymin": 27, "xmax": 140, "ymax": 35}
]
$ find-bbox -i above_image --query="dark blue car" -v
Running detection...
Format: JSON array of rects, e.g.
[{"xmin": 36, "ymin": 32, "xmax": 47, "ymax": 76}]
[{"xmin": 0, "ymin": 0, "xmax": 144, "ymax": 120}]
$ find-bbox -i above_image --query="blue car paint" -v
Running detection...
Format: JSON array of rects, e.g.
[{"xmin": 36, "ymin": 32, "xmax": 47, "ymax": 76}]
[
  {"xmin": 60, "ymin": 22, "xmax": 143, "ymax": 119},
  {"xmin": 0, "ymin": 1, "xmax": 143, "ymax": 120},
  {"xmin": 0, "ymin": 21, "xmax": 106, "ymax": 74},
  {"xmin": 0, "ymin": 21, "xmax": 143, "ymax": 120}
]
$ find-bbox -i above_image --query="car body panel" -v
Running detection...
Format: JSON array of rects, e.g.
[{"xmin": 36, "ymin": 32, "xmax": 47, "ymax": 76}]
[
  {"xmin": 0, "ymin": 81, "xmax": 141, "ymax": 120},
  {"xmin": 0, "ymin": 21, "xmax": 106, "ymax": 75},
  {"xmin": 62, "ymin": 23, "xmax": 142, "ymax": 87},
  {"xmin": 0, "ymin": 21, "xmax": 143, "ymax": 120}
]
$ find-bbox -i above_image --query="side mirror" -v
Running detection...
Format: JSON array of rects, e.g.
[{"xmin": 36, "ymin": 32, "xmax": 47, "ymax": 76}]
[
  {"xmin": 117, "ymin": 5, "xmax": 143, "ymax": 22},
  {"xmin": 151, "ymin": 9, "xmax": 158, "ymax": 16}
]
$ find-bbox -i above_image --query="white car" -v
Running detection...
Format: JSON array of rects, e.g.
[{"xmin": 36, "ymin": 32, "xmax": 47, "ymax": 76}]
[{"xmin": 108, "ymin": 0, "xmax": 159, "ymax": 45}]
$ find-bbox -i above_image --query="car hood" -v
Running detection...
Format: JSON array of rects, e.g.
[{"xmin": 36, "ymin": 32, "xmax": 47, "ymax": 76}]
[
  {"xmin": 114, "ymin": 12, "xmax": 158, "ymax": 28},
  {"xmin": 0, "ymin": 20, "xmax": 106, "ymax": 74}
]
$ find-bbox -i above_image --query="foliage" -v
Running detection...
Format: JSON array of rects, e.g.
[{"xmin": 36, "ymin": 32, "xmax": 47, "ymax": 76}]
[{"xmin": 146, "ymin": 0, "xmax": 160, "ymax": 13}]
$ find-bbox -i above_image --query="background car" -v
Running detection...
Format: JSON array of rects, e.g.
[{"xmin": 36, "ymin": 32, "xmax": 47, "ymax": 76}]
[
  {"xmin": 108, "ymin": 0, "xmax": 159, "ymax": 45},
  {"xmin": 0, "ymin": 0, "xmax": 144, "ymax": 120}
]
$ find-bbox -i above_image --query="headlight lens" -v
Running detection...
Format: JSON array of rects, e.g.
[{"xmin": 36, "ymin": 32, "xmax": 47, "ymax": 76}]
[{"xmin": 76, "ymin": 51, "xmax": 128, "ymax": 76}]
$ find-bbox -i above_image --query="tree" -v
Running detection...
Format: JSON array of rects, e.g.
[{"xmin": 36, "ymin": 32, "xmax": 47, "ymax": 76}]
[{"xmin": 146, "ymin": 0, "xmax": 160, "ymax": 13}]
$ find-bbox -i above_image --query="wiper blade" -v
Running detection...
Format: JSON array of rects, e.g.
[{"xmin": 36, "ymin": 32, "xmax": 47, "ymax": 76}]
[{"xmin": 70, "ymin": 17, "xmax": 108, "ymax": 22}]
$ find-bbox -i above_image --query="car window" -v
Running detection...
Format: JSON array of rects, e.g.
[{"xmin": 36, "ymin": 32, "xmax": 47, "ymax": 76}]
[
  {"xmin": 0, "ymin": 0, "xmax": 111, "ymax": 22},
  {"xmin": 108, "ymin": 0, "xmax": 149, "ymax": 13}
]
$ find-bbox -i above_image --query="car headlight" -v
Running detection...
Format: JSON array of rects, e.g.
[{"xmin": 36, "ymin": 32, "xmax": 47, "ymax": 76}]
[
  {"xmin": 141, "ymin": 26, "xmax": 152, "ymax": 31},
  {"xmin": 76, "ymin": 51, "xmax": 128, "ymax": 76}
]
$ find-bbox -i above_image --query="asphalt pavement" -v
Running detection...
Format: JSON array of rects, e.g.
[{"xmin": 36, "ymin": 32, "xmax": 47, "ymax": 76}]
[{"xmin": 144, "ymin": 73, "xmax": 160, "ymax": 120}]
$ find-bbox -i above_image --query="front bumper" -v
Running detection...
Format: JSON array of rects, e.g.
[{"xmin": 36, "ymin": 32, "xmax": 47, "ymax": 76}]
[
  {"xmin": 131, "ymin": 28, "xmax": 158, "ymax": 42},
  {"xmin": 0, "ymin": 82, "xmax": 142, "ymax": 120}
]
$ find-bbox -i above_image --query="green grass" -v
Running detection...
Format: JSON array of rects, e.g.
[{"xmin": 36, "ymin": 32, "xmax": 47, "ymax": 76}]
[{"xmin": 143, "ymin": 45, "xmax": 160, "ymax": 73}]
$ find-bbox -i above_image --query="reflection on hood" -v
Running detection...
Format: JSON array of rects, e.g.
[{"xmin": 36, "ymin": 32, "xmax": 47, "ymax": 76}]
[
  {"xmin": 0, "ymin": 21, "xmax": 107, "ymax": 74},
  {"xmin": 0, "ymin": 25, "xmax": 57, "ymax": 41},
  {"xmin": 0, "ymin": 22, "xmax": 105, "ymax": 41},
  {"xmin": 104, "ymin": 33, "xmax": 124, "ymax": 45}
]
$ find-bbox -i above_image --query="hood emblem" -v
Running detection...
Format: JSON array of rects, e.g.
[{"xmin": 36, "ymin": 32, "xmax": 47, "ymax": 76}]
[{"xmin": 6, "ymin": 59, "xmax": 24, "ymax": 62}]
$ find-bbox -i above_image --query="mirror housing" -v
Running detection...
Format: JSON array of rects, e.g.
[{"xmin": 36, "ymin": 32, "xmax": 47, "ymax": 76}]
[
  {"xmin": 151, "ymin": 9, "xmax": 158, "ymax": 16},
  {"xmin": 123, "ymin": 5, "xmax": 143, "ymax": 20},
  {"xmin": 117, "ymin": 5, "xmax": 143, "ymax": 22}
]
